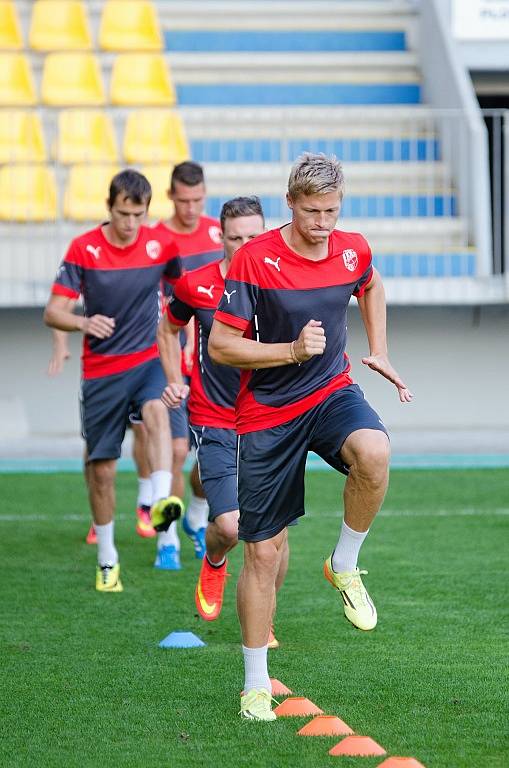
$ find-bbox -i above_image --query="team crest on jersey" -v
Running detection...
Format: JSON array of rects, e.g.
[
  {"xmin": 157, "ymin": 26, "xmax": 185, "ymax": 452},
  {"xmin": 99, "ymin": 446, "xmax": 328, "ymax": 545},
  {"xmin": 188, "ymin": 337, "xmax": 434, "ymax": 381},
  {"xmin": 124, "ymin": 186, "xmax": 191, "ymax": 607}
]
[
  {"xmin": 342, "ymin": 249, "xmax": 358, "ymax": 272},
  {"xmin": 208, "ymin": 226, "xmax": 222, "ymax": 244},
  {"xmin": 146, "ymin": 240, "xmax": 162, "ymax": 260}
]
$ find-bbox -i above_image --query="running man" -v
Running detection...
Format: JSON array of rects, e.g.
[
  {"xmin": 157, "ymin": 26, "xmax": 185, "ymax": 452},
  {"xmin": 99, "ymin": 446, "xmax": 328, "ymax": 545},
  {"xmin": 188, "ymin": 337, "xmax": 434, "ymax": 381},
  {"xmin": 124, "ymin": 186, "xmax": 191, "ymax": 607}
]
[
  {"xmin": 44, "ymin": 170, "xmax": 183, "ymax": 592},
  {"xmin": 151, "ymin": 161, "xmax": 224, "ymax": 568},
  {"xmin": 208, "ymin": 153, "xmax": 413, "ymax": 720},
  {"xmin": 158, "ymin": 197, "xmax": 287, "ymax": 646}
]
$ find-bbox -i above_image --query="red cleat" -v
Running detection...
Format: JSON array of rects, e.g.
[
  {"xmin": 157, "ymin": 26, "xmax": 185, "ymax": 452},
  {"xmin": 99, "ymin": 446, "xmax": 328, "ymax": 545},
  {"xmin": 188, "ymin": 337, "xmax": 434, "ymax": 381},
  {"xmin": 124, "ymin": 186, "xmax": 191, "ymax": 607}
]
[
  {"xmin": 85, "ymin": 524, "xmax": 97, "ymax": 545},
  {"xmin": 195, "ymin": 557, "xmax": 228, "ymax": 621},
  {"xmin": 135, "ymin": 506, "xmax": 156, "ymax": 538}
]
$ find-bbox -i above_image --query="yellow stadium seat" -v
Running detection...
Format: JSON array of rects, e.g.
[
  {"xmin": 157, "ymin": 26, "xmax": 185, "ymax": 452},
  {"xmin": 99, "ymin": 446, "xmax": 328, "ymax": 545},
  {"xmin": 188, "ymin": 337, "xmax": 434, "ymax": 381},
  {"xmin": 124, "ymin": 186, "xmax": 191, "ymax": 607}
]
[
  {"xmin": 41, "ymin": 53, "xmax": 105, "ymax": 106},
  {"xmin": 141, "ymin": 165, "xmax": 175, "ymax": 221},
  {"xmin": 64, "ymin": 164, "xmax": 119, "ymax": 220},
  {"xmin": 124, "ymin": 110, "xmax": 189, "ymax": 164},
  {"xmin": 0, "ymin": 1, "xmax": 23, "ymax": 49},
  {"xmin": 110, "ymin": 54, "xmax": 175, "ymax": 106},
  {"xmin": 0, "ymin": 54, "xmax": 36, "ymax": 106},
  {"xmin": 0, "ymin": 165, "xmax": 57, "ymax": 221},
  {"xmin": 56, "ymin": 110, "xmax": 118, "ymax": 164},
  {"xmin": 29, "ymin": 1, "xmax": 92, "ymax": 51},
  {"xmin": 99, "ymin": 0, "xmax": 162, "ymax": 51},
  {"xmin": 0, "ymin": 112, "xmax": 46, "ymax": 163}
]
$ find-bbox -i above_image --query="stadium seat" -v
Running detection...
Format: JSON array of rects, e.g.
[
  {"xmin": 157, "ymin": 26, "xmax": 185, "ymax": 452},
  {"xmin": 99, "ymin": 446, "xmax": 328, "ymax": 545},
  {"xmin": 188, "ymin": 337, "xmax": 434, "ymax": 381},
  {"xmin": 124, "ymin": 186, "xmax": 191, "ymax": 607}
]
[
  {"xmin": 0, "ymin": 1, "xmax": 23, "ymax": 49},
  {"xmin": 0, "ymin": 164, "xmax": 57, "ymax": 221},
  {"xmin": 123, "ymin": 110, "xmax": 189, "ymax": 164},
  {"xmin": 56, "ymin": 110, "xmax": 118, "ymax": 164},
  {"xmin": 99, "ymin": 1, "xmax": 162, "ymax": 51},
  {"xmin": 110, "ymin": 54, "xmax": 175, "ymax": 106},
  {"xmin": 141, "ymin": 165, "xmax": 174, "ymax": 220},
  {"xmin": 0, "ymin": 112, "xmax": 46, "ymax": 163},
  {"xmin": 29, "ymin": 1, "xmax": 92, "ymax": 51},
  {"xmin": 0, "ymin": 54, "xmax": 36, "ymax": 106},
  {"xmin": 41, "ymin": 53, "xmax": 105, "ymax": 106},
  {"xmin": 64, "ymin": 164, "xmax": 119, "ymax": 221}
]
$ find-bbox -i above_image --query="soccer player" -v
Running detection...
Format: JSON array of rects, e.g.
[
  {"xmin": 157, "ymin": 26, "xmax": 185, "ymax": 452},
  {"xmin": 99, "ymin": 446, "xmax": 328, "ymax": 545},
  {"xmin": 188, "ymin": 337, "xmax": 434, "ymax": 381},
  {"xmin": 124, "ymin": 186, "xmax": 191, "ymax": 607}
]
[
  {"xmin": 43, "ymin": 170, "xmax": 184, "ymax": 592},
  {"xmin": 47, "ymin": 331, "xmax": 156, "ymax": 542},
  {"xmin": 150, "ymin": 161, "xmax": 224, "ymax": 568},
  {"xmin": 158, "ymin": 197, "xmax": 287, "ymax": 646},
  {"xmin": 208, "ymin": 153, "xmax": 413, "ymax": 721}
]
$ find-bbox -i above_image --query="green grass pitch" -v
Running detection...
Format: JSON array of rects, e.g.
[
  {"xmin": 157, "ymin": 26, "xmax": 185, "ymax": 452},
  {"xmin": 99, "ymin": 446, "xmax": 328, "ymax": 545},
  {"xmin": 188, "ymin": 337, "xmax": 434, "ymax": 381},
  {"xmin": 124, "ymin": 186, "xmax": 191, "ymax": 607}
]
[{"xmin": 1, "ymin": 469, "xmax": 508, "ymax": 767}]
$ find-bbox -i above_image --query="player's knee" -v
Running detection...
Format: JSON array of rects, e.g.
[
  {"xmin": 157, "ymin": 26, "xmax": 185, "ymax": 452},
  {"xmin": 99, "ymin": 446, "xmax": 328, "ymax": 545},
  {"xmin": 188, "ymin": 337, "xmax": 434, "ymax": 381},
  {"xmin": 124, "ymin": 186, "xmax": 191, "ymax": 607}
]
[
  {"xmin": 172, "ymin": 438, "xmax": 188, "ymax": 470},
  {"xmin": 215, "ymin": 512, "xmax": 239, "ymax": 547},
  {"xmin": 245, "ymin": 539, "xmax": 280, "ymax": 576},
  {"xmin": 354, "ymin": 432, "xmax": 390, "ymax": 480},
  {"xmin": 142, "ymin": 398, "xmax": 167, "ymax": 427},
  {"xmin": 89, "ymin": 460, "xmax": 115, "ymax": 488}
]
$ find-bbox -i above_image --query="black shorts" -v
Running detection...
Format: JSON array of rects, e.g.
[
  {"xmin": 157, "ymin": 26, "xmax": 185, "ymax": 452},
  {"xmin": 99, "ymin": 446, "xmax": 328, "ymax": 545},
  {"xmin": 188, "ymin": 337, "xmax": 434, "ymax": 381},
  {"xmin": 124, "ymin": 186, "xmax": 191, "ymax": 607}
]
[
  {"xmin": 190, "ymin": 425, "xmax": 238, "ymax": 520},
  {"xmin": 80, "ymin": 358, "xmax": 167, "ymax": 461},
  {"xmin": 237, "ymin": 384, "xmax": 388, "ymax": 542}
]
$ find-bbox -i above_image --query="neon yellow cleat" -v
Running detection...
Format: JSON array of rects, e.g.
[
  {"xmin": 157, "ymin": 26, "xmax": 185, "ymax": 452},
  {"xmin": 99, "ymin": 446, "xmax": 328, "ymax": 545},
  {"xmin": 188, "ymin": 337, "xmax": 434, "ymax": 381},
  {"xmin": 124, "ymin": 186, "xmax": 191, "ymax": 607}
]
[
  {"xmin": 96, "ymin": 563, "xmax": 123, "ymax": 592},
  {"xmin": 323, "ymin": 556, "xmax": 377, "ymax": 631},
  {"xmin": 267, "ymin": 624, "xmax": 279, "ymax": 649},
  {"xmin": 240, "ymin": 688, "xmax": 277, "ymax": 721},
  {"xmin": 150, "ymin": 495, "xmax": 184, "ymax": 532}
]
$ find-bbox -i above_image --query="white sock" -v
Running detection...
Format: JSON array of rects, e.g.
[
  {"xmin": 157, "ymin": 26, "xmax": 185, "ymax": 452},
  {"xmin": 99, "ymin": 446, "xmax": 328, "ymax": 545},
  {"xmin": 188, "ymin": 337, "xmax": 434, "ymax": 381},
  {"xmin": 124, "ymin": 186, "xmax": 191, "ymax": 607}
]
[
  {"xmin": 332, "ymin": 520, "xmax": 369, "ymax": 573},
  {"xmin": 95, "ymin": 521, "xmax": 118, "ymax": 567},
  {"xmin": 185, "ymin": 493, "xmax": 209, "ymax": 530},
  {"xmin": 151, "ymin": 470, "xmax": 172, "ymax": 503},
  {"xmin": 243, "ymin": 645, "xmax": 271, "ymax": 693},
  {"xmin": 137, "ymin": 477, "xmax": 152, "ymax": 508},
  {"xmin": 157, "ymin": 521, "xmax": 180, "ymax": 550}
]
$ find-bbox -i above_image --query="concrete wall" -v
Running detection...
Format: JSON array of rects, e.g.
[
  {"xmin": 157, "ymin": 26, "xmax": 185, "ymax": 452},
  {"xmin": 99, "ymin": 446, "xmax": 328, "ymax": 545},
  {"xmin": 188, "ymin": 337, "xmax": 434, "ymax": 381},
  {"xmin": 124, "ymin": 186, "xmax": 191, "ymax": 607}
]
[{"xmin": 0, "ymin": 305, "xmax": 508, "ymax": 438}]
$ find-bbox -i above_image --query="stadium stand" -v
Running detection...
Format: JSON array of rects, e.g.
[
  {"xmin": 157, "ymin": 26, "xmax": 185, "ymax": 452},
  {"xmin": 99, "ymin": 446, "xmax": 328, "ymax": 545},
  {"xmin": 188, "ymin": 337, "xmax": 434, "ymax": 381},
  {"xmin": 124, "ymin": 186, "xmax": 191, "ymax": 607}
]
[
  {"xmin": 110, "ymin": 53, "xmax": 175, "ymax": 105},
  {"xmin": 140, "ymin": 164, "xmax": 175, "ymax": 220},
  {"xmin": 0, "ymin": 164, "xmax": 57, "ymax": 221},
  {"xmin": 0, "ymin": 53, "xmax": 36, "ymax": 105},
  {"xmin": 99, "ymin": 0, "xmax": 163, "ymax": 51},
  {"xmin": 0, "ymin": 111, "xmax": 46, "ymax": 162},
  {"xmin": 0, "ymin": 0, "xmax": 500, "ymax": 305},
  {"xmin": 29, "ymin": 1, "xmax": 92, "ymax": 51},
  {"xmin": 0, "ymin": 0, "xmax": 22, "ymax": 49},
  {"xmin": 55, "ymin": 110, "xmax": 118, "ymax": 164},
  {"xmin": 64, "ymin": 164, "xmax": 119, "ymax": 221},
  {"xmin": 123, "ymin": 110, "xmax": 189, "ymax": 164}
]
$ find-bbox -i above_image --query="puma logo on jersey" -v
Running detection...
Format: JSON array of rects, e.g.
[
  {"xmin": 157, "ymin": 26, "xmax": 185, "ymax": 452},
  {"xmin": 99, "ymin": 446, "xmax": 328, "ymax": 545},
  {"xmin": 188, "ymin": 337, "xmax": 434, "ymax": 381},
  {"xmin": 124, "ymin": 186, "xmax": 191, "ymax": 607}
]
[
  {"xmin": 197, "ymin": 284, "xmax": 215, "ymax": 299},
  {"xmin": 86, "ymin": 245, "xmax": 101, "ymax": 260},
  {"xmin": 223, "ymin": 289, "xmax": 237, "ymax": 304},
  {"xmin": 264, "ymin": 256, "xmax": 281, "ymax": 272}
]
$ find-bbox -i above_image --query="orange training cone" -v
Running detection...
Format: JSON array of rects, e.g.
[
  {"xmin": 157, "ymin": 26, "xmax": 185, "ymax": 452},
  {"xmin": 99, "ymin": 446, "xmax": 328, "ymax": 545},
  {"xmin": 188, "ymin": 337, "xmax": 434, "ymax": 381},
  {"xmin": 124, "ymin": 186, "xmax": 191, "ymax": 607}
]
[
  {"xmin": 298, "ymin": 715, "xmax": 354, "ymax": 736},
  {"xmin": 329, "ymin": 735, "xmax": 386, "ymax": 757},
  {"xmin": 270, "ymin": 678, "xmax": 293, "ymax": 696},
  {"xmin": 377, "ymin": 759, "xmax": 427, "ymax": 767},
  {"xmin": 274, "ymin": 697, "xmax": 324, "ymax": 717}
]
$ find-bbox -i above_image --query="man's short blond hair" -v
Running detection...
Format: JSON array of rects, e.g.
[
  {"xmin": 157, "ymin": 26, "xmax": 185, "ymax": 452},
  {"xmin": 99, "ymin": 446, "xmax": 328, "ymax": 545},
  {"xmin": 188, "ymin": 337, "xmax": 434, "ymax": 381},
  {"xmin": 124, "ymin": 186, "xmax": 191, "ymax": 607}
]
[{"xmin": 287, "ymin": 152, "xmax": 344, "ymax": 201}]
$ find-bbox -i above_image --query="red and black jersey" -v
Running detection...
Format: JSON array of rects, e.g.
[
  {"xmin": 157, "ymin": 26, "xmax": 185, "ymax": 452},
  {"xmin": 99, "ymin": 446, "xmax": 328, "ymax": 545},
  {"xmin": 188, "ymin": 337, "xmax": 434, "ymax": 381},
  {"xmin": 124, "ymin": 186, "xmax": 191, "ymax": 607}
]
[
  {"xmin": 151, "ymin": 216, "xmax": 223, "ymax": 273},
  {"xmin": 214, "ymin": 226, "xmax": 373, "ymax": 434},
  {"xmin": 51, "ymin": 224, "xmax": 180, "ymax": 379},
  {"xmin": 167, "ymin": 259, "xmax": 238, "ymax": 429}
]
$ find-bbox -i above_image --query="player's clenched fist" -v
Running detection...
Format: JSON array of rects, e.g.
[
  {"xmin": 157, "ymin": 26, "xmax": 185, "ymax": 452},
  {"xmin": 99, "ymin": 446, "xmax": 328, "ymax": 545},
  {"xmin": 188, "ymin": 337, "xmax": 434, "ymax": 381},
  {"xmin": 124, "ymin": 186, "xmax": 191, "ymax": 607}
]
[
  {"xmin": 292, "ymin": 319, "xmax": 326, "ymax": 362},
  {"xmin": 161, "ymin": 382, "xmax": 190, "ymax": 409},
  {"xmin": 82, "ymin": 314, "xmax": 115, "ymax": 339}
]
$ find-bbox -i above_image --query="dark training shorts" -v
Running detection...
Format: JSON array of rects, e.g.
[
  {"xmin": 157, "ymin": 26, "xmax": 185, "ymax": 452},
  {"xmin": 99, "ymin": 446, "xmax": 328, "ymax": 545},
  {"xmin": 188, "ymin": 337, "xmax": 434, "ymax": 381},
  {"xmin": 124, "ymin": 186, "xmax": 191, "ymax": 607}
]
[
  {"xmin": 237, "ymin": 384, "xmax": 388, "ymax": 542},
  {"xmin": 190, "ymin": 425, "xmax": 238, "ymax": 520},
  {"xmin": 80, "ymin": 357, "xmax": 167, "ymax": 461}
]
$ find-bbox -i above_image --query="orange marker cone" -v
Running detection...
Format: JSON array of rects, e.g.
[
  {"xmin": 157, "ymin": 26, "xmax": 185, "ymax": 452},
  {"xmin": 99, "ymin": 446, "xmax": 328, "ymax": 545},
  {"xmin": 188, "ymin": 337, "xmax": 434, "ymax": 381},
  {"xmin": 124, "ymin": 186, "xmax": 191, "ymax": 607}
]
[
  {"xmin": 329, "ymin": 735, "xmax": 386, "ymax": 757},
  {"xmin": 274, "ymin": 697, "xmax": 324, "ymax": 717},
  {"xmin": 377, "ymin": 759, "xmax": 426, "ymax": 767},
  {"xmin": 270, "ymin": 678, "xmax": 293, "ymax": 696},
  {"xmin": 298, "ymin": 715, "xmax": 354, "ymax": 736}
]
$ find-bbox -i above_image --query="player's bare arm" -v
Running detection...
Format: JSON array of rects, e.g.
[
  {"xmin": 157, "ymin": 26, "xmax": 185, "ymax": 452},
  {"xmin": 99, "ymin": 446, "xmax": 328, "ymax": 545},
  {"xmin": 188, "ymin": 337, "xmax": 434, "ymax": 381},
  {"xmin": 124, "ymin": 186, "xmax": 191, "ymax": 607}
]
[
  {"xmin": 357, "ymin": 268, "xmax": 413, "ymax": 403},
  {"xmin": 47, "ymin": 329, "xmax": 71, "ymax": 376},
  {"xmin": 182, "ymin": 319, "xmax": 195, "ymax": 372},
  {"xmin": 209, "ymin": 318, "xmax": 325, "ymax": 369},
  {"xmin": 157, "ymin": 314, "xmax": 190, "ymax": 408},
  {"xmin": 44, "ymin": 294, "xmax": 115, "ymax": 339}
]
